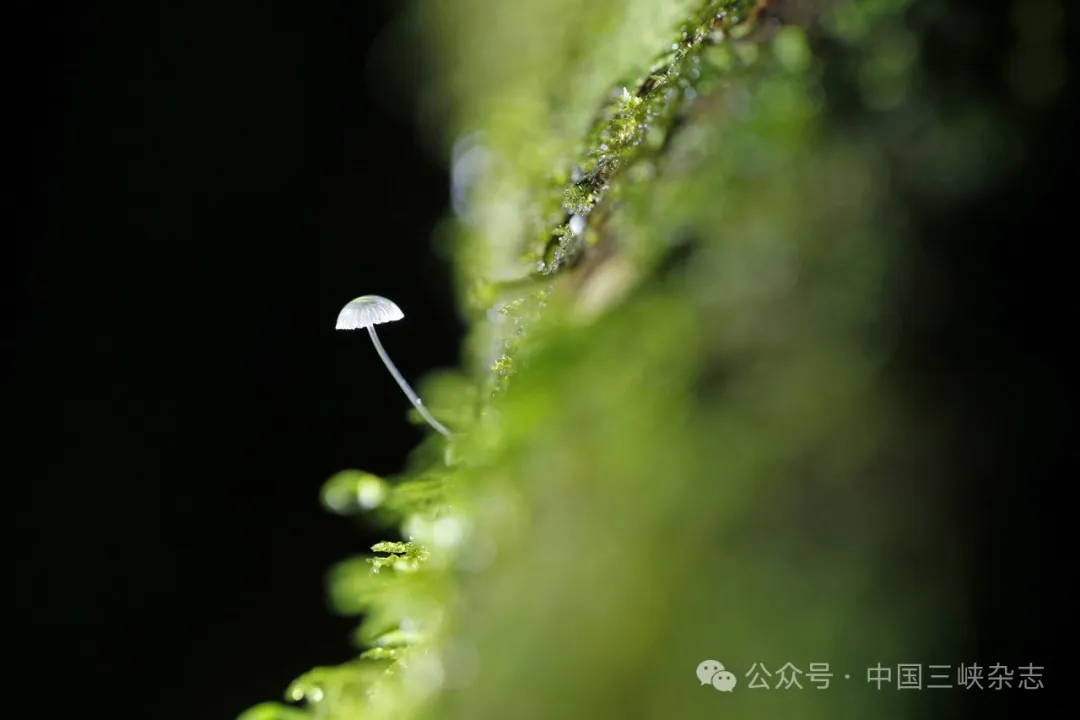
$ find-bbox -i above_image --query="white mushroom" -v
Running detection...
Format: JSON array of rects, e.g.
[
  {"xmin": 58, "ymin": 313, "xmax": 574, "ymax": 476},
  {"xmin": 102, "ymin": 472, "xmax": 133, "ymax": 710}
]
[{"xmin": 336, "ymin": 295, "xmax": 451, "ymax": 437}]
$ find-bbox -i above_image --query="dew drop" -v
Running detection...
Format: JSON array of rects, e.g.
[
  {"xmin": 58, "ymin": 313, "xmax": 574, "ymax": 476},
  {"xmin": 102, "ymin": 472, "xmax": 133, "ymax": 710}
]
[
  {"xmin": 357, "ymin": 476, "xmax": 387, "ymax": 510},
  {"xmin": 569, "ymin": 214, "xmax": 586, "ymax": 236}
]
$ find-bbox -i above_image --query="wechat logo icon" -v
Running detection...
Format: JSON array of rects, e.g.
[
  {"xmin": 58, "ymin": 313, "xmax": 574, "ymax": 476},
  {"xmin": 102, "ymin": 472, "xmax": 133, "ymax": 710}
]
[{"xmin": 697, "ymin": 660, "xmax": 737, "ymax": 692}]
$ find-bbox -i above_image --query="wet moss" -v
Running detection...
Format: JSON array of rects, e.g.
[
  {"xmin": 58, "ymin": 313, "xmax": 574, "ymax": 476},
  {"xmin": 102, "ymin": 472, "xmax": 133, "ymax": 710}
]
[{"xmin": 241, "ymin": 0, "xmax": 1019, "ymax": 717}]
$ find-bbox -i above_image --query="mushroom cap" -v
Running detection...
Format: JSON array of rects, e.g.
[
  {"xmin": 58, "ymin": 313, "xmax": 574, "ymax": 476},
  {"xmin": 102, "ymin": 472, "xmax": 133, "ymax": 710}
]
[{"xmin": 335, "ymin": 295, "xmax": 405, "ymax": 330}]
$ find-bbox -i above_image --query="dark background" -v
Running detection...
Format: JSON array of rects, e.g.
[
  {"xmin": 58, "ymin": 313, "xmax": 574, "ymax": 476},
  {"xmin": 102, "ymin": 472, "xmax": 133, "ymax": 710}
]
[
  {"xmin": 14, "ymin": 1, "xmax": 1066, "ymax": 719},
  {"xmin": 17, "ymin": 2, "xmax": 457, "ymax": 718}
]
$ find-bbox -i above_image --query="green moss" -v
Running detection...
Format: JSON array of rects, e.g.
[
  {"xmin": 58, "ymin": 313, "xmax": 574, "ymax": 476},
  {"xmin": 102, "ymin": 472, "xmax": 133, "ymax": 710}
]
[
  {"xmin": 237, "ymin": 703, "xmax": 309, "ymax": 720},
  {"xmin": 538, "ymin": 1, "xmax": 768, "ymax": 275},
  {"xmin": 240, "ymin": 0, "xmax": 997, "ymax": 718}
]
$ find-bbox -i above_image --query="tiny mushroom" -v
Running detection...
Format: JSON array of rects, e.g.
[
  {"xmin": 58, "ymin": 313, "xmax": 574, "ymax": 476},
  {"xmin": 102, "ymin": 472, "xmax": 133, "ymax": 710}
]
[{"xmin": 336, "ymin": 295, "xmax": 452, "ymax": 437}]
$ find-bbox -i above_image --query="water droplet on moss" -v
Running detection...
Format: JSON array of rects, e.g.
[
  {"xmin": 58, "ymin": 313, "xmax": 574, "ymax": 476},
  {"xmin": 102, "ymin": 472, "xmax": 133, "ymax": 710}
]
[
  {"xmin": 322, "ymin": 470, "xmax": 386, "ymax": 515},
  {"xmin": 569, "ymin": 214, "xmax": 586, "ymax": 236},
  {"xmin": 357, "ymin": 476, "xmax": 387, "ymax": 509}
]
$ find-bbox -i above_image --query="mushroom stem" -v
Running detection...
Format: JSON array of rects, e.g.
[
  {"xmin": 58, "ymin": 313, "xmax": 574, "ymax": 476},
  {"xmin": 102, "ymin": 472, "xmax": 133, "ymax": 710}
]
[{"xmin": 367, "ymin": 325, "xmax": 452, "ymax": 437}]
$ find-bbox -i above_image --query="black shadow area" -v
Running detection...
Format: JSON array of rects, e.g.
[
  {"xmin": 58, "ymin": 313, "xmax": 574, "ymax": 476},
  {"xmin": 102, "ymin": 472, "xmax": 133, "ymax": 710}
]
[{"xmin": 15, "ymin": 1, "xmax": 459, "ymax": 718}]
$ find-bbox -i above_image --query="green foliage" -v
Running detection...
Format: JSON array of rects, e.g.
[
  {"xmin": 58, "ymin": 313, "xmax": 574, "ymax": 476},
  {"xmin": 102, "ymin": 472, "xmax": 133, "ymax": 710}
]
[
  {"xmin": 237, "ymin": 703, "xmax": 309, "ymax": 720},
  {"xmin": 242, "ymin": 0, "xmax": 1035, "ymax": 717}
]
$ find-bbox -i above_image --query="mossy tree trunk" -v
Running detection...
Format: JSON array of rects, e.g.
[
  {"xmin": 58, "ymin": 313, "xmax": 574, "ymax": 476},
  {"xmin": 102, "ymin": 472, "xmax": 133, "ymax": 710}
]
[{"xmin": 243, "ymin": 1, "xmax": 1059, "ymax": 719}]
